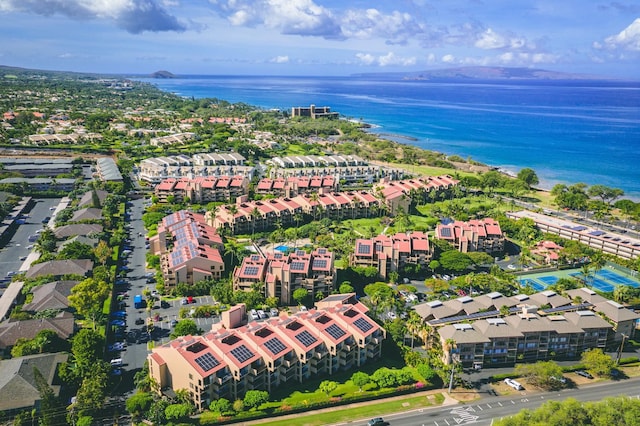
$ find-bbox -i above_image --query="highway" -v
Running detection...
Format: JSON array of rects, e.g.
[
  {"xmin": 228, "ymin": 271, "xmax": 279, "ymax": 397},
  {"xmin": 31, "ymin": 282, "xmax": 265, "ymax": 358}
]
[{"xmin": 343, "ymin": 377, "xmax": 640, "ymax": 426}]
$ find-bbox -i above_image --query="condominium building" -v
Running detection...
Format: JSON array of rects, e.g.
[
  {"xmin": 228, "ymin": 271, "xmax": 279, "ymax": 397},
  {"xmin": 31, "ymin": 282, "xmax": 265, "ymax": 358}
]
[
  {"xmin": 207, "ymin": 190, "xmax": 380, "ymax": 236},
  {"xmin": 255, "ymin": 176, "xmax": 337, "ymax": 197},
  {"xmin": 155, "ymin": 175, "xmax": 249, "ymax": 204},
  {"xmin": 506, "ymin": 210, "xmax": 640, "ymax": 260},
  {"xmin": 150, "ymin": 210, "xmax": 224, "ymax": 288},
  {"xmin": 435, "ymin": 218, "xmax": 504, "ymax": 253},
  {"xmin": 374, "ymin": 175, "xmax": 459, "ymax": 215},
  {"xmin": 148, "ymin": 295, "xmax": 385, "ymax": 410},
  {"xmin": 352, "ymin": 232, "xmax": 432, "ymax": 279},
  {"xmin": 138, "ymin": 153, "xmax": 252, "ymax": 184},
  {"xmin": 233, "ymin": 248, "xmax": 336, "ymax": 305},
  {"xmin": 412, "ymin": 289, "xmax": 634, "ymax": 368},
  {"xmin": 290, "ymin": 105, "xmax": 338, "ymax": 119}
]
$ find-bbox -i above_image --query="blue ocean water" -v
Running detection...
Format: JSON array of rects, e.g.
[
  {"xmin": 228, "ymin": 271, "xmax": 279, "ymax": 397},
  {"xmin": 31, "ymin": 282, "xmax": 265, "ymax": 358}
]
[{"xmin": 138, "ymin": 75, "xmax": 640, "ymax": 200}]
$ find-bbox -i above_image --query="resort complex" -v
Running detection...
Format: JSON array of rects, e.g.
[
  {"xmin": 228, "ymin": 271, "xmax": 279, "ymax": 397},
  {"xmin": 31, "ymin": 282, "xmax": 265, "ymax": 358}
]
[{"xmin": 0, "ymin": 71, "xmax": 638, "ymax": 426}]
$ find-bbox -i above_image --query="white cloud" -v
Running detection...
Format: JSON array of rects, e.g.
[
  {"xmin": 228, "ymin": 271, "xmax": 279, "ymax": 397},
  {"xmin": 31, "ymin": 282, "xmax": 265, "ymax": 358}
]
[
  {"xmin": 210, "ymin": 0, "xmax": 342, "ymax": 38},
  {"xmin": 597, "ymin": 18, "xmax": 640, "ymax": 51},
  {"xmin": 355, "ymin": 53, "xmax": 376, "ymax": 65},
  {"xmin": 269, "ymin": 55, "xmax": 289, "ymax": 63},
  {"xmin": 0, "ymin": 0, "xmax": 187, "ymax": 33},
  {"xmin": 475, "ymin": 28, "xmax": 529, "ymax": 50},
  {"xmin": 355, "ymin": 51, "xmax": 415, "ymax": 66},
  {"xmin": 442, "ymin": 54, "xmax": 456, "ymax": 64},
  {"xmin": 341, "ymin": 8, "xmax": 423, "ymax": 44}
]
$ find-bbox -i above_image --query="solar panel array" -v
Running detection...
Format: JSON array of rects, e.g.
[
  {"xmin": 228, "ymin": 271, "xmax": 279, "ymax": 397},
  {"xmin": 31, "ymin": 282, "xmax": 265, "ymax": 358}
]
[
  {"xmin": 440, "ymin": 227, "xmax": 452, "ymax": 237},
  {"xmin": 357, "ymin": 244, "xmax": 371, "ymax": 254},
  {"xmin": 295, "ymin": 330, "xmax": 318, "ymax": 347},
  {"xmin": 313, "ymin": 259, "xmax": 328, "ymax": 269},
  {"xmin": 194, "ymin": 352, "xmax": 220, "ymax": 372},
  {"xmin": 317, "ymin": 248, "xmax": 327, "ymax": 254},
  {"xmin": 325, "ymin": 324, "xmax": 346, "ymax": 339},
  {"xmin": 264, "ymin": 337, "xmax": 287, "ymax": 355},
  {"xmin": 230, "ymin": 344, "xmax": 255, "ymax": 363},
  {"xmin": 250, "ymin": 254, "xmax": 261, "ymax": 261},
  {"xmin": 428, "ymin": 309, "xmax": 501, "ymax": 325},
  {"xmin": 353, "ymin": 317, "xmax": 373, "ymax": 333},
  {"xmin": 244, "ymin": 266, "xmax": 260, "ymax": 276},
  {"xmin": 542, "ymin": 303, "xmax": 593, "ymax": 314},
  {"xmin": 290, "ymin": 261, "xmax": 306, "ymax": 271}
]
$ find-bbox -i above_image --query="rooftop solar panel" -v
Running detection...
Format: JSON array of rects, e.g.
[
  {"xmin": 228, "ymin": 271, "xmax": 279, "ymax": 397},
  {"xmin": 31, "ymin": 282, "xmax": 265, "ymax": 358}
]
[
  {"xmin": 326, "ymin": 324, "xmax": 346, "ymax": 339},
  {"xmin": 244, "ymin": 266, "xmax": 260, "ymax": 276},
  {"xmin": 353, "ymin": 317, "xmax": 373, "ymax": 333},
  {"xmin": 313, "ymin": 259, "xmax": 328, "ymax": 269},
  {"xmin": 317, "ymin": 248, "xmax": 327, "ymax": 254},
  {"xmin": 230, "ymin": 345, "xmax": 255, "ymax": 363},
  {"xmin": 250, "ymin": 255, "xmax": 261, "ymax": 261},
  {"xmin": 440, "ymin": 227, "xmax": 452, "ymax": 237},
  {"xmin": 357, "ymin": 244, "xmax": 371, "ymax": 254},
  {"xmin": 194, "ymin": 352, "xmax": 220, "ymax": 372},
  {"xmin": 290, "ymin": 261, "xmax": 306, "ymax": 271},
  {"xmin": 295, "ymin": 330, "xmax": 318, "ymax": 347},
  {"xmin": 264, "ymin": 337, "xmax": 287, "ymax": 355}
]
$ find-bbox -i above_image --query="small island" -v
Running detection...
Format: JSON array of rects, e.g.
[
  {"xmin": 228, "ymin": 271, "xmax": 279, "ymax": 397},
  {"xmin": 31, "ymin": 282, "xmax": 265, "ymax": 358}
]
[{"xmin": 150, "ymin": 70, "xmax": 176, "ymax": 79}]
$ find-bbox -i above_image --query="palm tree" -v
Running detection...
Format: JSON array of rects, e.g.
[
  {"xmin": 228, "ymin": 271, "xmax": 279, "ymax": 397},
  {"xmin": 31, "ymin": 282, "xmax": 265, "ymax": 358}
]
[
  {"xmin": 417, "ymin": 322, "xmax": 433, "ymax": 350},
  {"xmin": 250, "ymin": 207, "xmax": 261, "ymax": 241},
  {"xmin": 406, "ymin": 312, "xmax": 422, "ymax": 348},
  {"xmin": 581, "ymin": 264, "xmax": 593, "ymax": 286},
  {"xmin": 443, "ymin": 338, "xmax": 457, "ymax": 365}
]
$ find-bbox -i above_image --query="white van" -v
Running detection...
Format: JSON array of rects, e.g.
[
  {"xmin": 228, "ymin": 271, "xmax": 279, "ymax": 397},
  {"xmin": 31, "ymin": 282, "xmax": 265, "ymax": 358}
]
[{"xmin": 504, "ymin": 378, "xmax": 524, "ymax": 390}]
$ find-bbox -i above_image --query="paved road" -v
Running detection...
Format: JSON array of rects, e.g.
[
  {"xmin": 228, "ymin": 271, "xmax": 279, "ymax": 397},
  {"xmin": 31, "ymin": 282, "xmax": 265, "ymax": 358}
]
[
  {"xmin": 109, "ymin": 198, "xmax": 220, "ymax": 391},
  {"xmin": 346, "ymin": 376, "xmax": 640, "ymax": 426}
]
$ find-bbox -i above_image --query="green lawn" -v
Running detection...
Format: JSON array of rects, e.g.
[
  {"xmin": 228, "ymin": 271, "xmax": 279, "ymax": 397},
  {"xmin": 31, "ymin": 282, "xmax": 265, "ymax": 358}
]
[{"xmin": 254, "ymin": 393, "xmax": 446, "ymax": 426}]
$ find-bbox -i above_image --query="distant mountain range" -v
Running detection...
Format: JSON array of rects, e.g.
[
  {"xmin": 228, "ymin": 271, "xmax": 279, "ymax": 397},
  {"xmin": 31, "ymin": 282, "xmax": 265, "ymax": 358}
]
[{"xmin": 352, "ymin": 66, "xmax": 614, "ymax": 81}]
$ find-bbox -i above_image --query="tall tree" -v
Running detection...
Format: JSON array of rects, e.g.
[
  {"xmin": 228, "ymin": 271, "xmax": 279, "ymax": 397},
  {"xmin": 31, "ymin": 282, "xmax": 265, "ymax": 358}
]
[
  {"xmin": 68, "ymin": 278, "xmax": 110, "ymax": 329},
  {"xmin": 516, "ymin": 168, "xmax": 539, "ymax": 189}
]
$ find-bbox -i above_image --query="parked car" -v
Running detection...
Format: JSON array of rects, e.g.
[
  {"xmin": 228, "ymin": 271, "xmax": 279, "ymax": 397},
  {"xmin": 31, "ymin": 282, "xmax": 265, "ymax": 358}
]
[
  {"xmin": 550, "ymin": 375, "xmax": 567, "ymax": 384},
  {"xmin": 504, "ymin": 378, "xmax": 524, "ymax": 390},
  {"xmin": 110, "ymin": 320, "xmax": 126, "ymax": 327},
  {"xmin": 270, "ymin": 308, "xmax": 279, "ymax": 317},
  {"xmin": 575, "ymin": 370, "xmax": 593, "ymax": 379},
  {"xmin": 135, "ymin": 318, "xmax": 145, "ymax": 325},
  {"xmin": 257, "ymin": 310, "xmax": 267, "ymax": 319},
  {"xmin": 108, "ymin": 342, "xmax": 125, "ymax": 352},
  {"xmin": 368, "ymin": 418, "xmax": 385, "ymax": 426}
]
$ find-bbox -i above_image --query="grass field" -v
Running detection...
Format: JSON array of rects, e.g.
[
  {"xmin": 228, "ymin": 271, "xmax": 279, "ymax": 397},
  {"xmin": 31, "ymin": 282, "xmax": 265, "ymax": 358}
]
[{"xmin": 254, "ymin": 393, "xmax": 446, "ymax": 426}]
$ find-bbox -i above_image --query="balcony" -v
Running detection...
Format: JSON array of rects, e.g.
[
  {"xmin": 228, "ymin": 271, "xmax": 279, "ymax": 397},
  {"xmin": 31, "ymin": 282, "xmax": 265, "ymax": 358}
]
[{"xmin": 216, "ymin": 374, "xmax": 232, "ymax": 385}]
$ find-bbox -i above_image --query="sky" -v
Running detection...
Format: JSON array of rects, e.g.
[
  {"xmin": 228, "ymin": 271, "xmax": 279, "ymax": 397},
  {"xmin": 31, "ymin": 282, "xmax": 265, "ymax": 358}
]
[{"xmin": 0, "ymin": 0, "xmax": 639, "ymax": 78}]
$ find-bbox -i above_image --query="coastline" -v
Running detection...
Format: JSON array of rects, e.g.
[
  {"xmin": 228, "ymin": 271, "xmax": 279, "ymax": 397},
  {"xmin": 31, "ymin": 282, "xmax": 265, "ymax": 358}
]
[{"xmin": 140, "ymin": 76, "xmax": 640, "ymax": 201}]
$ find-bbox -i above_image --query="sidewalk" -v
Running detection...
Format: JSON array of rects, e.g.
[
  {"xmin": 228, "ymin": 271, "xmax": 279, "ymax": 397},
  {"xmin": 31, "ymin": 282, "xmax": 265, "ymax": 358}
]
[{"xmin": 237, "ymin": 389, "xmax": 461, "ymax": 426}]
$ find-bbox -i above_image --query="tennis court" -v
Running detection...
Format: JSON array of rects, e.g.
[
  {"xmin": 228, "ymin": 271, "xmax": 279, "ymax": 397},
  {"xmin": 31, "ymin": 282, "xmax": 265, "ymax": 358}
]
[
  {"xmin": 596, "ymin": 269, "xmax": 640, "ymax": 288},
  {"xmin": 517, "ymin": 265, "xmax": 640, "ymax": 294},
  {"xmin": 518, "ymin": 278, "xmax": 546, "ymax": 292},
  {"xmin": 589, "ymin": 278, "xmax": 616, "ymax": 292}
]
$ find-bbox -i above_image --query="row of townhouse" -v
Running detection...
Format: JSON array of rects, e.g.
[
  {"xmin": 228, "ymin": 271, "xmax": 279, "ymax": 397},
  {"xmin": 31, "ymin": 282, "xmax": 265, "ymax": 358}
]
[
  {"xmin": 413, "ymin": 288, "xmax": 639, "ymax": 369},
  {"xmin": 269, "ymin": 154, "xmax": 366, "ymax": 168},
  {"xmin": 507, "ymin": 210, "xmax": 640, "ymax": 260},
  {"xmin": 149, "ymin": 210, "xmax": 225, "ymax": 288},
  {"xmin": 148, "ymin": 294, "xmax": 385, "ymax": 410},
  {"xmin": 139, "ymin": 153, "xmax": 251, "ymax": 184},
  {"xmin": 150, "ymin": 132, "xmax": 197, "ymax": 146},
  {"xmin": 233, "ymin": 248, "xmax": 336, "ymax": 305},
  {"xmin": 27, "ymin": 132, "xmax": 103, "ymax": 145},
  {"xmin": 255, "ymin": 176, "xmax": 337, "ymax": 197},
  {"xmin": 374, "ymin": 175, "xmax": 460, "ymax": 214},
  {"xmin": 155, "ymin": 176, "xmax": 249, "ymax": 203},
  {"xmin": 268, "ymin": 165, "xmax": 405, "ymax": 185},
  {"xmin": 207, "ymin": 190, "xmax": 381, "ymax": 235},
  {"xmin": 352, "ymin": 232, "xmax": 432, "ymax": 279},
  {"xmin": 435, "ymin": 218, "xmax": 505, "ymax": 253}
]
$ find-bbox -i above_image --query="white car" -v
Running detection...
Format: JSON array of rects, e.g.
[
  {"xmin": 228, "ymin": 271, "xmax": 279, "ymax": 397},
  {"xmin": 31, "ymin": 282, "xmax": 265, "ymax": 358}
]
[{"xmin": 504, "ymin": 378, "xmax": 524, "ymax": 390}]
